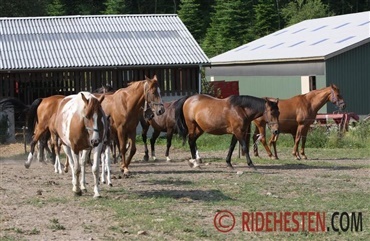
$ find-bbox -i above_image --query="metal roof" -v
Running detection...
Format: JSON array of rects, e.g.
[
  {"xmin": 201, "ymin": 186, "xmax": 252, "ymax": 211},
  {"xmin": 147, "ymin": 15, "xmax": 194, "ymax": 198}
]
[
  {"xmin": 211, "ymin": 11, "xmax": 370, "ymax": 65},
  {"xmin": 0, "ymin": 14, "xmax": 210, "ymax": 70}
]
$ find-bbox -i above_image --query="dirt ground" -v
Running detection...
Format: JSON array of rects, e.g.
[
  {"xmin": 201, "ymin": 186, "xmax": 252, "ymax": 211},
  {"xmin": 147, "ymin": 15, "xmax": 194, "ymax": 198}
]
[{"xmin": 0, "ymin": 143, "xmax": 369, "ymax": 240}]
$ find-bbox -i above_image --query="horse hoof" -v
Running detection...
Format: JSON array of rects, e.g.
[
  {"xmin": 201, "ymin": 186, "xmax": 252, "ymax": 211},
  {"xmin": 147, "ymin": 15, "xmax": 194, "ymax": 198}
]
[
  {"xmin": 109, "ymin": 183, "xmax": 113, "ymax": 187},
  {"xmin": 197, "ymin": 158, "xmax": 202, "ymax": 164},
  {"xmin": 93, "ymin": 194, "xmax": 102, "ymax": 199},
  {"xmin": 74, "ymin": 190, "xmax": 82, "ymax": 196},
  {"xmin": 143, "ymin": 155, "xmax": 149, "ymax": 162},
  {"xmin": 24, "ymin": 163, "xmax": 30, "ymax": 169}
]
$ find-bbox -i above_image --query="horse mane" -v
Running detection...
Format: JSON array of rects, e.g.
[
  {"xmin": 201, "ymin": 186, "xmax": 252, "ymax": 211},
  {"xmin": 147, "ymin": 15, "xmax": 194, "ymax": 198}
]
[{"xmin": 229, "ymin": 95, "xmax": 265, "ymax": 111}]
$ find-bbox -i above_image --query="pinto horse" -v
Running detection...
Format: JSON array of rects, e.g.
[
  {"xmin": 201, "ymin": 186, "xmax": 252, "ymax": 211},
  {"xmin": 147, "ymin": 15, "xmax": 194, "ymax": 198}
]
[
  {"xmin": 49, "ymin": 92, "xmax": 107, "ymax": 197},
  {"xmin": 140, "ymin": 99, "xmax": 182, "ymax": 162},
  {"xmin": 253, "ymin": 84, "xmax": 346, "ymax": 160},
  {"xmin": 175, "ymin": 94, "xmax": 280, "ymax": 169},
  {"xmin": 95, "ymin": 75, "xmax": 165, "ymax": 176}
]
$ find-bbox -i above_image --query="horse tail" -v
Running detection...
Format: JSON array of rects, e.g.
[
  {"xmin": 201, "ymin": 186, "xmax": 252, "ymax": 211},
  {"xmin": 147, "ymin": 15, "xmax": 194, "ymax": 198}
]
[
  {"xmin": 174, "ymin": 96, "xmax": 190, "ymax": 144},
  {"xmin": 27, "ymin": 98, "xmax": 43, "ymax": 138}
]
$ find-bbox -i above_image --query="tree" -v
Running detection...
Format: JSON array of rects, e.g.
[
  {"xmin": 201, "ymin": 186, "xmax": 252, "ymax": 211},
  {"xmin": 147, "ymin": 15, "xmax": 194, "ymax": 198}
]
[
  {"xmin": 253, "ymin": 0, "xmax": 280, "ymax": 38},
  {"xmin": 103, "ymin": 0, "xmax": 126, "ymax": 14},
  {"xmin": 201, "ymin": 0, "xmax": 253, "ymax": 57},
  {"xmin": 178, "ymin": 0, "xmax": 203, "ymax": 43},
  {"xmin": 47, "ymin": 0, "xmax": 66, "ymax": 16},
  {"xmin": 281, "ymin": 0, "xmax": 331, "ymax": 26}
]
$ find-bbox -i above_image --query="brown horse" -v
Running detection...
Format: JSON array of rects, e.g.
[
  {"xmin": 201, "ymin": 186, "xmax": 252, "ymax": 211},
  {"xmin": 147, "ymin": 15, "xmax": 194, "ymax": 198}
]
[
  {"xmin": 253, "ymin": 84, "xmax": 346, "ymax": 160},
  {"xmin": 175, "ymin": 94, "xmax": 280, "ymax": 169},
  {"xmin": 140, "ymin": 99, "xmax": 181, "ymax": 162},
  {"xmin": 49, "ymin": 92, "xmax": 107, "ymax": 197},
  {"xmin": 95, "ymin": 75, "xmax": 165, "ymax": 176},
  {"xmin": 25, "ymin": 95, "xmax": 65, "ymax": 171}
]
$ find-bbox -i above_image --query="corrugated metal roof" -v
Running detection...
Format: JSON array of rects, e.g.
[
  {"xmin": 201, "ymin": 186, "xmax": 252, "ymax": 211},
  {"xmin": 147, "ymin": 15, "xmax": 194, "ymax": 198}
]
[
  {"xmin": 0, "ymin": 14, "xmax": 210, "ymax": 70},
  {"xmin": 211, "ymin": 11, "xmax": 370, "ymax": 65}
]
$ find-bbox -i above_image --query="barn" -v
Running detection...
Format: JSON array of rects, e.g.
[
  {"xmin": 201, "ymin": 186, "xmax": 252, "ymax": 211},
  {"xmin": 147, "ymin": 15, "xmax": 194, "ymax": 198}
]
[
  {"xmin": 0, "ymin": 14, "xmax": 210, "ymax": 140},
  {"xmin": 206, "ymin": 11, "xmax": 370, "ymax": 115},
  {"xmin": 0, "ymin": 14, "xmax": 210, "ymax": 105}
]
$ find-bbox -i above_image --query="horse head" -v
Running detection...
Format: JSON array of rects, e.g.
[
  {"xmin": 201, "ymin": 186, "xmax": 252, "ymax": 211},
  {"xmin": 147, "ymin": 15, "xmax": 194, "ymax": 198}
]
[
  {"xmin": 329, "ymin": 84, "xmax": 346, "ymax": 110},
  {"xmin": 144, "ymin": 75, "xmax": 165, "ymax": 116},
  {"xmin": 81, "ymin": 93, "xmax": 106, "ymax": 147},
  {"xmin": 263, "ymin": 98, "xmax": 280, "ymax": 136}
]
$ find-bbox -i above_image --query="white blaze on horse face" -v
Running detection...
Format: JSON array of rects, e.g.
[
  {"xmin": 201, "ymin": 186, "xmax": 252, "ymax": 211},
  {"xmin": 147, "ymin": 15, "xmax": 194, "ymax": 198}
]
[{"xmin": 91, "ymin": 112, "xmax": 99, "ymax": 143}]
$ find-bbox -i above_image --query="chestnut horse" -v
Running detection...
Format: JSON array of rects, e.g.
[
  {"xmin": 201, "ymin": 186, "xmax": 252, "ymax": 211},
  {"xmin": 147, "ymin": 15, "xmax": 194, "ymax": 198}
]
[
  {"xmin": 140, "ymin": 99, "xmax": 181, "ymax": 162},
  {"xmin": 25, "ymin": 95, "xmax": 65, "ymax": 171},
  {"xmin": 253, "ymin": 84, "xmax": 346, "ymax": 160},
  {"xmin": 175, "ymin": 94, "xmax": 280, "ymax": 169},
  {"xmin": 49, "ymin": 92, "xmax": 107, "ymax": 197},
  {"xmin": 95, "ymin": 75, "xmax": 165, "ymax": 176}
]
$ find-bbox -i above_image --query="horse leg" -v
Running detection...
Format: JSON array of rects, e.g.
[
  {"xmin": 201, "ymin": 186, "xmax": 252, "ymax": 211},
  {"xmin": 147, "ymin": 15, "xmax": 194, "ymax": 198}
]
[
  {"xmin": 269, "ymin": 134, "xmax": 280, "ymax": 160},
  {"xmin": 104, "ymin": 145, "xmax": 112, "ymax": 186},
  {"xmin": 238, "ymin": 130, "xmax": 257, "ymax": 170},
  {"xmin": 90, "ymin": 147, "xmax": 102, "ymax": 198},
  {"xmin": 142, "ymin": 125, "xmax": 149, "ymax": 162},
  {"xmin": 225, "ymin": 135, "xmax": 238, "ymax": 169},
  {"xmin": 150, "ymin": 130, "xmax": 160, "ymax": 161},
  {"xmin": 25, "ymin": 137, "xmax": 38, "ymax": 168},
  {"xmin": 124, "ymin": 133, "xmax": 137, "ymax": 172},
  {"xmin": 299, "ymin": 127, "xmax": 309, "ymax": 159},
  {"xmin": 63, "ymin": 146, "xmax": 82, "ymax": 196},
  {"xmin": 165, "ymin": 130, "xmax": 174, "ymax": 162},
  {"xmin": 292, "ymin": 131, "xmax": 302, "ymax": 160},
  {"xmin": 79, "ymin": 150, "xmax": 91, "ymax": 193},
  {"xmin": 52, "ymin": 136, "xmax": 63, "ymax": 174},
  {"xmin": 195, "ymin": 143, "xmax": 202, "ymax": 163},
  {"xmin": 117, "ymin": 127, "xmax": 130, "ymax": 175},
  {"xmin": 187, "ymin": 134, "xmax": 201, "ymax": 168}
]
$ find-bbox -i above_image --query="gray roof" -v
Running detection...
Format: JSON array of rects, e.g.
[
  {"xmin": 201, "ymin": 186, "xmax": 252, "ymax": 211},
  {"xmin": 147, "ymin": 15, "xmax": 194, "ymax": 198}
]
[
  {"xmin": 211, "ymin": 11, "xmax": 370, "ymax": 65},
  {"xmin": 0, "ymin": 14, "xmax": 210, "ymax": 70}
]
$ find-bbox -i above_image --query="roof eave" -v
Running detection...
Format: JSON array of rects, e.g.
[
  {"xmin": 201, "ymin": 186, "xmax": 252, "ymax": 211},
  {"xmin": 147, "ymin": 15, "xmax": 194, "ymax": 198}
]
[{"xmin": 210, "ymin": 56, "xmax": 325, "ymax": 66}]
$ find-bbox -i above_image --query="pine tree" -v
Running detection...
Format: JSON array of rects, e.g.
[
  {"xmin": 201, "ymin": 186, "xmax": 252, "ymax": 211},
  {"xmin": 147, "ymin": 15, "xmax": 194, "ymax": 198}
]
[
  {"xmin": 178, "ymin": 0, "xmax": 203, "ymax": 43},
  {"xmin": 253, "ymin": 0, "xmax": 279, "ymax": 38},
  {"xmin": 281, "ymin": 0, "xmax": 331, "ymax": 26},
  {"xmin": 201, "ymin": 0, "xmax": 252, "ymax": 57}
]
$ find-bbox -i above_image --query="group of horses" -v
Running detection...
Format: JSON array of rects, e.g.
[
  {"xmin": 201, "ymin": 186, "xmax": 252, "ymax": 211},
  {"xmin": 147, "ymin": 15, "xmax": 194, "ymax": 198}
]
[{"xmin": 1, "ymin": 81, "xmax": 345, "ymax": 198}]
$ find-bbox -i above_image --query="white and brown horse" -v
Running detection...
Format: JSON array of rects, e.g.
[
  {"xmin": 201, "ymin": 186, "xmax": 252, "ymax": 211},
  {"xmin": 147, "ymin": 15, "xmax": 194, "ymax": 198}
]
[{"xmin": 49, "ymin": 92, "xmax": 107, "ymax": 197}]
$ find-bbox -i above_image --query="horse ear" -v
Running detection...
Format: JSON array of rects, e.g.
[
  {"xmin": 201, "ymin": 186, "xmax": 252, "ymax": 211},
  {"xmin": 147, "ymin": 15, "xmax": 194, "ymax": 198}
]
[
  {"xmin": 152, "ymin": 74, "xmax": 157, "ymax": 81},
  {"xmin": 145, "ymin": 75, "xmax": 150, "ymax": 81},
  {"xmin": 98, "ymin": 94, "xmax": 105, "ymax": 104},
  {"xmin": 276, "ymin": 98, "xmax": 279, "ymax": 104},
  {"xmin": 81, "ymin": 92, "xmax": 88, "ymax": 105}
]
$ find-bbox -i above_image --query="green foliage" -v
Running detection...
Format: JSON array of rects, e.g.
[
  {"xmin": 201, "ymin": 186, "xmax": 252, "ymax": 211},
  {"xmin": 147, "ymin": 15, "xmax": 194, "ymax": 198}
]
[
  {"xmin": 281, "ymin": 0, "xmax": 331, "ymax": 26},
  {"xmin": 102, "ymin": 0, "xmax": 126, "ymax": 14},
  {"xmin": 46, "ymin": 0, "xmax": 66, "ymax": 15},
  {"xmin": 201, "ymin": 0, "xmax": 253, "ymax": 57},
  {"xmin": 253, "ymin": 0, "xmax": 280, "ymax": 38},
  {"xmin": 178, "ymin": 0, "xmax": 203, "ymax": 43}
]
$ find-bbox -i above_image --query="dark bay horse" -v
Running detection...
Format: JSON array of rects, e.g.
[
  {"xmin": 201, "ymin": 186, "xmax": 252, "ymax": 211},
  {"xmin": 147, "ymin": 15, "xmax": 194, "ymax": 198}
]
[
  {"xmin": 95, "ymin": 75, "xmax": 165, "ymax": 176},
  {"xmin": 253, "ymin": 84, "xmax": 346, "ymax": 160},
  {"xmin": 49, "ymin": 92, "xmax": 107, "ymax": 197},
  {"xmin": 175, "ymin": 94, "xmax": 280, "ymax": 169},
  {"xmin": 140, "ymin": 99, "xmax": 183, "ymax": 162}
]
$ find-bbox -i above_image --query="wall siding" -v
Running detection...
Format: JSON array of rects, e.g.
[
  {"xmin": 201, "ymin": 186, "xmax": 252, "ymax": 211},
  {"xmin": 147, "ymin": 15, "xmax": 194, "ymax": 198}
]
[{"xmin": 326, "ymin": 42, "xmax": 370, "ymax": 115}]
